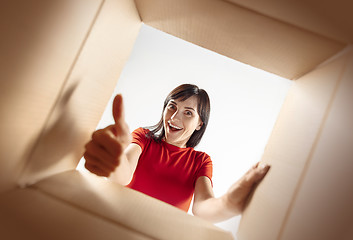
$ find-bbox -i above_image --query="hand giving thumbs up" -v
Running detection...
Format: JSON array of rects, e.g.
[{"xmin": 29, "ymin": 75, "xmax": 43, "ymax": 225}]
[{"xmin": 84, "ymin": 94, "xmax": 132, "ymax": 177}]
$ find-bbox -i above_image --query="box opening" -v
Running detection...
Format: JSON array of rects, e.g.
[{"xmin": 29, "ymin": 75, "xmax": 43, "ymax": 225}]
[{"xmin": 77, "ymin": 24, "xmax": 293, "ymax": 236}]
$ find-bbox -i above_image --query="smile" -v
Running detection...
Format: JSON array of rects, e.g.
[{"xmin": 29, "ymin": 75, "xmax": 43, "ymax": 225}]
[{"xmin": 168, "ymin": 121, "xmax": 182, "ymax": 130}]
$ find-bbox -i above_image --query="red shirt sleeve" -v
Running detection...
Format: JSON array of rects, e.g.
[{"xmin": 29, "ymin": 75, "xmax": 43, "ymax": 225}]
[
  {"xmin": 131, "ymin": 127, "xmax": 148, "ymax": 151},
  {"xmin": 195, "ymin": 153, "xmax": 213, "ymax": 187}
]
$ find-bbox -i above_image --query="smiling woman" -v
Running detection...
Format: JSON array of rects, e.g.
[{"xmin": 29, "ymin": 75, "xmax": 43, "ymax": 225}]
[
  {"xmin": 125, "ymin": 84, "xmax": 213, "ymax": 211},
  {"xmin": 163, "ymin": 96, "xmax": 203, "ymax": 148},
  {"xmin": 83, "ymin": 83, "xmax": 270, "ymax": 222},
  {"xmin": 147, "ymin": 84, "xmax": 209, "ymax": 148}
]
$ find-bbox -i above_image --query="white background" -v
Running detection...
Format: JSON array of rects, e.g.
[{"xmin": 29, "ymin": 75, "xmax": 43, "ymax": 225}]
[{"xmin": 78, "ymin": 24, "xmax": 292, "ymax": 237}]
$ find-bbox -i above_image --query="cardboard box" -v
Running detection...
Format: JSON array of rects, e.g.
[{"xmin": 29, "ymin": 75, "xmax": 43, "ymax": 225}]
[{"xmin": 1, "ymin": 0, "xmax": 352, "ymax": 239}]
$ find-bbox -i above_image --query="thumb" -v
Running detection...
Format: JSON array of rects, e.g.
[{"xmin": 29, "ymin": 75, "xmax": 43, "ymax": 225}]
[{"xmin": 112, "ymin": 94, "xmax": 125, "ymax": 127}]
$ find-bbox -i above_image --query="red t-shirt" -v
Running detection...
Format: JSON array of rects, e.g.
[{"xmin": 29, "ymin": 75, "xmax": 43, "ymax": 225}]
[{"xmin": 126, "ymin": 127, "xmax": 213, "ymax": 212}]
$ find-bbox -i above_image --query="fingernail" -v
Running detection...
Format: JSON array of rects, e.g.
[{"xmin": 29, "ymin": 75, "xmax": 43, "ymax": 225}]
[{"xmin": 260, "ymin": 163, "xmax": 269, "ymax": 169}]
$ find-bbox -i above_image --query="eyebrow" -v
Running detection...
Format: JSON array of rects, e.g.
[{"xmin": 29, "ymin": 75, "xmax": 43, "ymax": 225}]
[
  {"xmin": 185, "ymin": 107, "xmax": 196, "ymax": 112},
  {"xmin": 170, "ymin": 100, "xmax": 196, "ymax": 112}
]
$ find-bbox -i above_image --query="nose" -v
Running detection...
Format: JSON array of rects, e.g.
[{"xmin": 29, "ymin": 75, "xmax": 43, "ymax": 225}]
[{"xmin": 170, "ymin": 109, "xmax": 181, "ymax": 121}]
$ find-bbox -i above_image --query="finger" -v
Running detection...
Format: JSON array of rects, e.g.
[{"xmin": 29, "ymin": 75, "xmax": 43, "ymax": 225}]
[
  {"xmin": 112, "ymin": 95, "xmax": 131, "ymax": 145},
  {"xmin": 245, "ymin": 162, "xmax": 260, "ymax": 174},
  {"xmin": 84, "ymin": 152, "xmax": 111, "ymax": 177},
  {"xmin": 252, "ymin": 163, "xmax": 271, "ymax": 182},
  {"xmin": 84, "ymin": 141, "xmax": 119, "ymax": 169},
  {"xmin": 112, "ymin": 94, "xmax": 125, "ymax": 128},
  {"xmin": 242, "ymin": 163, "xmax": 270, "ymax": 187},
  {"xmin": 84, "ymin": 161, "xmax": 110, "ymax": 177},
  {"xmin": 84, "ymin": 151, "xmax": 115, "ymax": 175},
  {"xmin": 258, "ymin": 162, "xmax": 271, "ymax": 173},
  {"xmin": 91, "ymin": 128, "xmax": 124, "ymax": 157}
]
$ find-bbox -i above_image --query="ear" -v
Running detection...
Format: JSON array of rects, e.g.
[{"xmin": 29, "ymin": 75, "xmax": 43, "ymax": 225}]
[{"xmin": 196, "ymin": 121, "xmax": 203, "ymax": 131}]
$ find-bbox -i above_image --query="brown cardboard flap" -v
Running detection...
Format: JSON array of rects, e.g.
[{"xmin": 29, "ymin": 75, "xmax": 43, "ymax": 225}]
[
  {"xmin": 225, "ymin": 0, "xmax": 353, "ymax": 43},
  {"xmin": 279, "ymin": 50, "xmax": 353, "ymax": 240},
  {"xmin": 0, "ymin": 188, "xmax": 153, "ymax": 240},
  {"xmin": 0, "ymin": 0, "xmax": 104, "ymax": 193},
  {"xmin": 32, "ymin": 170, "xmax": 234, "ymax": 240},
  {"xmin": 237, "ymin": 48, "xmax": 353, "ymax": 240},
  {"xmin": 10, "ymin": 0, "xmax": 141, "ymax": 188},
  {"xmin": 135, "ymin": 0, "xmax": 345, "ymax": 80}
]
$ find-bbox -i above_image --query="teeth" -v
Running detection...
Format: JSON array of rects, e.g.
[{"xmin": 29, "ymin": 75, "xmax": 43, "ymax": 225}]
[{"xmin": 168, "ymin": 121, "xmax": 182, "ymax": 130}]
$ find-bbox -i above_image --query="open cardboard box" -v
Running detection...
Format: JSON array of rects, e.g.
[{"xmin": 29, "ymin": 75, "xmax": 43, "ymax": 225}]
[{"xmin": 1, "ymin": 0, "xmax": 352, "ymax": 239}]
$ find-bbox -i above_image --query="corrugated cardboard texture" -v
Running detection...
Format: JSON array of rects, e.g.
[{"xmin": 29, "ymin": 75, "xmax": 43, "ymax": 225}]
[
  {"xmin": 0, "ymin": 0, "xmax": 104, "ymax": 193},
  {"xmin": 225, "ymin": 0, "xmax": 353, "ymax": 43},
  {"xmin": 279, "ymin": 50, "xmax": 353, "ymax": 240},
  {"xmin": 0, "ymin": 170, "xmax": 234, "ymax": 240},
  {"xmin": 1, "ymin": 1, "xmax": 352, "ymax": 239},
  {"xmin": 135, "ymin": 0, "xmax": 345, "ymax": 79},
  {"xmin": 237, "ymin": 49, "xmax": 353, "ymax": 240},
  {"xmin": 18, "ymin": 0, "xmax": 141, "ymax": 187},
  {"xmin": 0, "ymin": 0, "xmax": 141, "ymax": 191},
  {"xmin": 0, "ymin": 188, "xmax": 153, "ymax": 240}
]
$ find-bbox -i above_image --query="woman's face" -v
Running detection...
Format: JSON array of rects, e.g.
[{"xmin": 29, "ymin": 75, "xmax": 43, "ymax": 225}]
[{"xmin": 163, "ymin": 95, "xmax": 203, "ymax": 148}]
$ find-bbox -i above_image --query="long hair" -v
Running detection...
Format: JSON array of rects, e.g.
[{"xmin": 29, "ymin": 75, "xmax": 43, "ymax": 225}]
[{"xmin": 146, "ymin": 84, "xmax": 210, "ymax": 148}]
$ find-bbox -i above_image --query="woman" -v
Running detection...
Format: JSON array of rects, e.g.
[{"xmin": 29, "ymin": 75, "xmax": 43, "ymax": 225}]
[{"xmin": 84, "ymin": 84, "xmax": 270, "ymax": 223}]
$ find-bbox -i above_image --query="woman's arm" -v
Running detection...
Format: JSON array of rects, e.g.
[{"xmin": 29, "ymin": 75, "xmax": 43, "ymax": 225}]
[
  {"xmin": 108, "ymin": 142, "xmax": 142, "ymax": 185},
  {"xmin": 192, "ymin": 162, "xmax": 270, "ymax": 223}
]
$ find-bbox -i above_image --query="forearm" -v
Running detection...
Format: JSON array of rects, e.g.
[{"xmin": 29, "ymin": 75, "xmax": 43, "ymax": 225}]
[
  {"xmin": 192, "ymin": 194, "xmax": 241, "ymax": 223},
  {"xmin": 108, "ymin": 143, "xmax": 141, "ymax": 185},
  {"xmin": 193, "ymin": 162, "xmax": 270, "ymax": 223},
  {"xmin": 108, "ymin": 154, "xmax": 134, "ymax": 185}
]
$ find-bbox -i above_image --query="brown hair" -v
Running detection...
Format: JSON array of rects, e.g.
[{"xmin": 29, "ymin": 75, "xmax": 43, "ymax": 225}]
[{"xmin": 146, "ymin": 84, "xmax": 210, "ymax": 148}]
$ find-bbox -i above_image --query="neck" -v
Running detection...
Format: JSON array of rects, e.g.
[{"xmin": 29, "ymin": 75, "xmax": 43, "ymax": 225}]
[{"xmin": 163, "ymin": 137, "xmax": 187, "ymax": 148}]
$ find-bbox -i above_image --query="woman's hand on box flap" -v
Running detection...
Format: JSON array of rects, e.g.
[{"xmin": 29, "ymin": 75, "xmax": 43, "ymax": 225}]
[
  {"xmin": 192, "ymin": 162, "xmax": 270, "ymax": 223},
  {"xmin": 225, "ymin": 162, "xmax": 270, "ymax": 213}
]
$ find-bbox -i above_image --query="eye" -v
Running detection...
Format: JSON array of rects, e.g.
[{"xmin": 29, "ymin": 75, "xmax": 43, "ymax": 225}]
[
  {"xmin": 185, "ymin": 110, "xmax": 193, "ymax": 117},
  {"xmin": 167, "ymin": 103, "xmax": 176, "ymax": 110}
]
